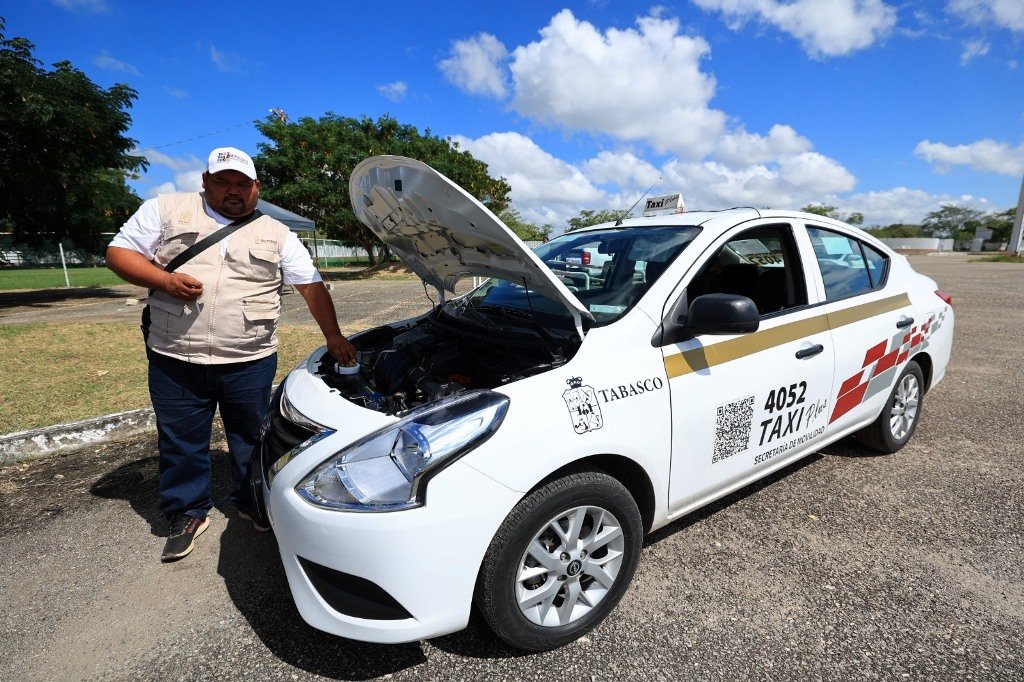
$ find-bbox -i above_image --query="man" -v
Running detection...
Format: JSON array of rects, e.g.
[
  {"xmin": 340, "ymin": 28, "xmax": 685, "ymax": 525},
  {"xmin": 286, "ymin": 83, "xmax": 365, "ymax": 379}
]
[{"xmin": 107, "ymin": 147, "xmax": 356, "ymax": 562}]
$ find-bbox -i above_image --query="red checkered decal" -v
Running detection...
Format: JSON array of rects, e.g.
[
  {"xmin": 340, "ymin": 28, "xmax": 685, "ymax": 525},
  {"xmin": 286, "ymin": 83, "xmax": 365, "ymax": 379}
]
[{"xmin": 829, "ymin": 310, "xmax": 944, "ymax": 424}]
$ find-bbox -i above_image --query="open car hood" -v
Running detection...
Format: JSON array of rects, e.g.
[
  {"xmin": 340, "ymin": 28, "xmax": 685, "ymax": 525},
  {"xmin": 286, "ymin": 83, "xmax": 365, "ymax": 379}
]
[{"xmin": 349, "ymin": 155, "xmax": 593, "ymax": 322}]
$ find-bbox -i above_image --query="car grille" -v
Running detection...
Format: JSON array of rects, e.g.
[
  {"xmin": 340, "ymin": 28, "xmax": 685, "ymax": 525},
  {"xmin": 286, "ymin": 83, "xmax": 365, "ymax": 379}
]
[{"xmin": 259, "ymin": 391, "xmax": 318, "ymax": 485}]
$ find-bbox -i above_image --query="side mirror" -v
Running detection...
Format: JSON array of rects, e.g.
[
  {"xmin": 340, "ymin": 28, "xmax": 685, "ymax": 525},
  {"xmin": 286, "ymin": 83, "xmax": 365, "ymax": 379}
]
[{"xmin": 651, "ymin": 293, "xmax": 760, "ymax": 346}]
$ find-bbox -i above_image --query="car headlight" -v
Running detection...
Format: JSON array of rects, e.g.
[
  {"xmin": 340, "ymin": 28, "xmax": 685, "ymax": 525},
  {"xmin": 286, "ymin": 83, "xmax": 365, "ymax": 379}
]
[
  {"xmin": 295, "ymin": 390, "xmax": 510, "ymax": 512},
  {"xmin": 280, "ymin": 388, "xmax": 329, "ymax": 433}
]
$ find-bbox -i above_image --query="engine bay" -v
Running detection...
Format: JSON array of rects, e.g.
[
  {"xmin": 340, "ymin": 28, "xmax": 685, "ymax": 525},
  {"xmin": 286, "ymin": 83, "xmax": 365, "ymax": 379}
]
[{"xmin": 315, "ymin": 312, "xmax": 574, "ymax": 415}]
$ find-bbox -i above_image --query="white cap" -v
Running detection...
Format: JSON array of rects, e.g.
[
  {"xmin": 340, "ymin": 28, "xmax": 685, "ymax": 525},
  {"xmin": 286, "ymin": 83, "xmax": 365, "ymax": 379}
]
[{"xmin": 207, "ymin": 147, "xmax": 257, "ymax": 180}]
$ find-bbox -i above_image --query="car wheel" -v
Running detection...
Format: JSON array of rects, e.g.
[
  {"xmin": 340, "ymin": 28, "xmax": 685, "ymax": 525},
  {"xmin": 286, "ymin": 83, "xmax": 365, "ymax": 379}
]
[
  {"xmin": 855, "ymin": 360, "xmax": 924, "ymax": 453},
  {"xmin": 475, "ymin": 470, "xmax": 642, "ymax": 651}
]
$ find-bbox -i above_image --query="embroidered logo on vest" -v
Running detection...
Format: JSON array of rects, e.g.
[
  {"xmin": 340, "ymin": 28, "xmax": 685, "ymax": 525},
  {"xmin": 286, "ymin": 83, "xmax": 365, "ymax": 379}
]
[{"xmin": 178, "ymin": 210, "xmax": 192, "ymax": 224}]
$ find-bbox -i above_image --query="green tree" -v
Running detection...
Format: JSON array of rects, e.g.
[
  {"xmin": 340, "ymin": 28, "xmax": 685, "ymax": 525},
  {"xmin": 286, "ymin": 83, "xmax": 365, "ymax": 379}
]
[
  {"xmin": 800, "ymin": 204, "xmax": 864, "ymax": 226},
  {"xmin": 498, "ymin": 206, "xmax": 551, "ymax": 241},
  {"xmin": 865, "ymin": 224, "xmax": 925, "ymax": 238},
  {"xmin": 981, "ymin": 208, "xmax": 1015, "ymax": 243},
  {"xmin": 921, "ymin": 204, "xmax": 984, "ymax": 239},
  {"xmin": 565, "ymin": 208, "xmax": 622, "ymax": 233},
  {"xmin": 254, "ymin": 113, "xmax": 512, "ymax": 264},
  {"xmin": 0, "ymin": 19, "xmax": 146, "ymax": 251}
]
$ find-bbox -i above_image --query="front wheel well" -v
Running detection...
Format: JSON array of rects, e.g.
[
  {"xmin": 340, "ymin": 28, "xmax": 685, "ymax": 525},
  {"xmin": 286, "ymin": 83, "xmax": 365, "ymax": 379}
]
[{"xmin": 532, "ymin": 455, "xmax": 656, "ymax": 534}]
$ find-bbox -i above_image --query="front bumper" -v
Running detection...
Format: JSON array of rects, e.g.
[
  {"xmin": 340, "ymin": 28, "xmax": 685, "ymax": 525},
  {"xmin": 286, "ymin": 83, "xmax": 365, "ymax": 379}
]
[{"xmin": 266, "ymin": 451, "xmax": 521, "ymax": 643}]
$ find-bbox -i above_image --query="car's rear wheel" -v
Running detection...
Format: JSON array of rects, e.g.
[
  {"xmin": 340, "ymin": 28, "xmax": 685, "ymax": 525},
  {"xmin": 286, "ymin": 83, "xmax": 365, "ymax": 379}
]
[
  {"xmin": 475, "ymin": 470, "xmax": 642, "ymax": 651},
  {"xmin": 855, "ymin": 360, "xmax": 924, "ymax": 453}
]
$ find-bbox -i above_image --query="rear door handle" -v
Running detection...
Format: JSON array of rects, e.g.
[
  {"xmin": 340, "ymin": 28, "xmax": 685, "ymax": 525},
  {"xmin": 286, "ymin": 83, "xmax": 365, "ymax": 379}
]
[
  {"xmin": 897, "ymin": 317, "xmax": 914, "ymax": 329},
  {"xmin": 795, "ymin": 344, "xmax": 824, "ymax": 359}
]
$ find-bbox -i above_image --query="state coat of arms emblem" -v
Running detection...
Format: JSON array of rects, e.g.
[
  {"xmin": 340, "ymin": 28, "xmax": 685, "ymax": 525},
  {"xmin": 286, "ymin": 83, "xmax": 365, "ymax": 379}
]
[{"xmin": 562, "ymin": 376, "xmax": 603, "ymax": 434}]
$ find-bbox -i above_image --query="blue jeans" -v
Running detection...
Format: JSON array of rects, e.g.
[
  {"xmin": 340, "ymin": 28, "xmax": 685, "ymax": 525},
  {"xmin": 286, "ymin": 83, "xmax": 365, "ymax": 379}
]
[{"xmin": 147, "ymin": 349, "xmax": 277, "ymax": 520}]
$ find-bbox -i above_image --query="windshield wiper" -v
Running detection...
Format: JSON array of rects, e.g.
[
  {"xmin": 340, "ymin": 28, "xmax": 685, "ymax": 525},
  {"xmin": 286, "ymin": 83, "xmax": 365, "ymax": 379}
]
[
  {"xmin": 474, "ymin": 304, "xmax": 560, "ymax": 347},
  {"xmin": 445, "ymin": 297, "xmax": 500, "ymax": 328}
]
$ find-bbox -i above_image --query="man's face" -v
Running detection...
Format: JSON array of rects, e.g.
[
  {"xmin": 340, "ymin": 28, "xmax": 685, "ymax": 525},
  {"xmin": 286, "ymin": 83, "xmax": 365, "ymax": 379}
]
[{"xmin": 202, "ymin": 170, "xmax": 260, "ymax": 219}]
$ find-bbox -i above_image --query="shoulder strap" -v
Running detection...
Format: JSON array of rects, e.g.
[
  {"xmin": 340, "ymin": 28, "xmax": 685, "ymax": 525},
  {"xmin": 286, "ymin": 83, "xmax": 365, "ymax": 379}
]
[{"xmin": 164, "ymin": 209, "xmax": 264, "ymax": 273}]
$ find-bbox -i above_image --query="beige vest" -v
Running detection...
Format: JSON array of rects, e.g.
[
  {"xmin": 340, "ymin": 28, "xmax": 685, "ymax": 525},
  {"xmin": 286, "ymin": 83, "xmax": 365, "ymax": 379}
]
[{"xmin": 146, "ymin": 193, "xmax": 291, "ymax": 364}]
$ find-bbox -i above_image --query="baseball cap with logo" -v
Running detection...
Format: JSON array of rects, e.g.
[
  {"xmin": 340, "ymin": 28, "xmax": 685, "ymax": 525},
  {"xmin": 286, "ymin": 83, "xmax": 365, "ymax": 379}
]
[{"xmin": 207, "ymin": 147, "xmax": 257, "ymax": 180}]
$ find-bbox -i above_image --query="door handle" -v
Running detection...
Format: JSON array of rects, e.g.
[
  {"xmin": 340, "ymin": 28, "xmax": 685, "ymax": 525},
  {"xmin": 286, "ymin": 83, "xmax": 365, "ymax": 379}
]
[
  {"xmin": 795, "ymin": 344, "xmax": 824, "ymax": 359},
  {"xmin": 897, "ymin": 317, "xmax": 914, "ymax": 329}
]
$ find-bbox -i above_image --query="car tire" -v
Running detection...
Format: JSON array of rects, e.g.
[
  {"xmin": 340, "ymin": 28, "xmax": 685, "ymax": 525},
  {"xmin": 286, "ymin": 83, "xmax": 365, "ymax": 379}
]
[
  {"xmin": 855, "ymin": 360, "xmax": 925, "ymax": 453},
  {"xmin": 474, "ymin": 470, "xmax": 642, "ymax": 651}
]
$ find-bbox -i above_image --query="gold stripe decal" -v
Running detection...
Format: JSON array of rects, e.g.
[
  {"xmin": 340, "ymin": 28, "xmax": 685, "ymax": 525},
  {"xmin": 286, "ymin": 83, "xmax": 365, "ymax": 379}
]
[{"xmin": 664, "ymin": 293, "xmax": 911, "ymax": 379}]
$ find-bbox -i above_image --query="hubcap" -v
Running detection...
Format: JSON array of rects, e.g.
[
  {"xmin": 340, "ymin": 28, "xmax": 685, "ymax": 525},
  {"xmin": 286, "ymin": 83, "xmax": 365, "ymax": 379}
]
[
  {"xmin": 889, "ymin": 373, "xmax": 920, "ymax": 441},
  {"xmin": 515, "ymin": 505, "xmax": 625, "ymax": 627}
]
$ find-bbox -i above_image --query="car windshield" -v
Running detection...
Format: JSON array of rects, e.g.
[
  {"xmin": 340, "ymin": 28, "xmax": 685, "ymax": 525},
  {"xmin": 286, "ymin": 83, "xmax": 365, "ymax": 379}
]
[{"xmin": 446, "ymin": 225, "xmax": 701, "ymax": 330}]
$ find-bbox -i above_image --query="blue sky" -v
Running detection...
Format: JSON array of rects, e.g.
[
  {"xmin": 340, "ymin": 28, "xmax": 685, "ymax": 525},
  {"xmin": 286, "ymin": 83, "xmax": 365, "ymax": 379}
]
[{"xmin": 6, "ymin": 0, "xmax": 1023, "ymax": 228}]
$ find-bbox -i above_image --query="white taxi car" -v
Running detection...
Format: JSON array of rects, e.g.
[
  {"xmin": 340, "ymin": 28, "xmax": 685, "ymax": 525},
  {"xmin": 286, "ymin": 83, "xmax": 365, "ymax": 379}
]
[{"xmin": 252, "ymin": 156, "xmax": 954, "ymax": 651}]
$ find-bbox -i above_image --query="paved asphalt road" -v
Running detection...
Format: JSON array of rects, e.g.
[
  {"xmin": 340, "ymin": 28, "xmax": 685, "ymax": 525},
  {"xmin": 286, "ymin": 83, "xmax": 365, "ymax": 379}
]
[{"xmin": 1, "ymin": 256, "xmax": 1022, "ymax": 680}]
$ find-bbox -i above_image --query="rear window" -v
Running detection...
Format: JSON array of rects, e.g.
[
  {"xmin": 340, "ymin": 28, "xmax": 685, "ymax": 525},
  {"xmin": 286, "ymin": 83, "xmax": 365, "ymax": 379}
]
[{"xmin": 807, "ymin": 226, "xmax": 889, "ymax": 301}]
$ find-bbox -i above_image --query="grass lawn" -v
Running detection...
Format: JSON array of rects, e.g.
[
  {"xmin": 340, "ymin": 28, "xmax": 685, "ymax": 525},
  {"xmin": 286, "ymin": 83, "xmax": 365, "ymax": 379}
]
[
  {"xmin": 0, "ymin": 322, "xmax": 329, "ymax": 434},
  {"xmin": 0, "ymin": 267, "xmax": 125, "ymax": 291},
  {"xmin": 970, "ymin": 254, "xmax": 1024, "ymax": 263}
]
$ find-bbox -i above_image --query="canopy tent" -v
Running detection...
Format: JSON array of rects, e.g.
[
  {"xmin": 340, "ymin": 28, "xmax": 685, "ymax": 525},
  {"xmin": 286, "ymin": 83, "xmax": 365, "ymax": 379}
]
[{"xmin": 257, "ymin": 199, "xmax": 314, "ymax": 232}]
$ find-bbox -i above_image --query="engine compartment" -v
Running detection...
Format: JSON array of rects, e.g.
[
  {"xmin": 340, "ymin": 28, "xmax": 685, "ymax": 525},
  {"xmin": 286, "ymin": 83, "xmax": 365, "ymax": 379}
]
[{"xmin": 315, "ymin": 312, "xmax": 573, "ymax": 415}]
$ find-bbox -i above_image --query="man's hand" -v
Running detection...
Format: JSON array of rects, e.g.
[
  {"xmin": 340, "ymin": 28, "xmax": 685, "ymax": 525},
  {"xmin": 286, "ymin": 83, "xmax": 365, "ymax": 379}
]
[
  {"xmin": 326, "ymin": 334, "xmax": 357, "ymax": 365},
  {"xmin": 162, "ymin": 272, "xmax": 204, "ymax": 301}
]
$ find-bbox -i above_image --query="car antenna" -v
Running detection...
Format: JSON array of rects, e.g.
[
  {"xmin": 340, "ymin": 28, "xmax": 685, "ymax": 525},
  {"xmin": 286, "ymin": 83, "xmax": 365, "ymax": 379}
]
[{"xmin": 615, "ymin": 177, "xmax": 661, "ymax": 226}]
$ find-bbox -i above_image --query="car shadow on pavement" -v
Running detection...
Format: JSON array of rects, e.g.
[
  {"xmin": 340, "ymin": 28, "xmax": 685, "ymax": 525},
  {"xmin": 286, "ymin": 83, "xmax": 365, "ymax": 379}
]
[
  {"xmin": 216, "ymin": 519, "xmax": 430, "ymax": 680},
  {"xmin": 643, "ymin": 452, "xmax": 825, "ymax": 547}
]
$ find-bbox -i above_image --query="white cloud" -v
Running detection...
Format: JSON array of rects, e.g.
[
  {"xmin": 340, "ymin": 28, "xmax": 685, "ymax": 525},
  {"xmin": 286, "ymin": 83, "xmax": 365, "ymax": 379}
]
[
  {"xmin": 139, "ymin": 150, "xmax": 204, "ymax": 194},
  {"xmin": 582, "ymin": 151, "xmax": 661, "ymax": 189},
  {"xmin": 659, "ymin": 151, "xmax": 855, "ymax": 211},
  {"xmin": 377, "ymin": 81, "xmax": 408, "ymax": 102},
  {"xmin": 164, "ymin": 87, "xmax": 189, "ymax": 99},
  {"xmin": 451, "ymin": 132, "xmax": 605, "ymax": 224},
  {"xmin": 841, "ymin": 187, "xmax": 993, "ymax": 225},
  {"xmin": 146, "ymin": 182, "xmax": 177, "ymax": 199},
  {"xmin": 49, "ymin": 0, "xmax": 109, "ymax": 12},
  {"xmin": 141, "ymin": 149, "xmax": 202, "ymax": 172},
  {"xmin": 508, "ymin": 10, "xmax": 725, "ymax": 159},
  {"xmin": 715, "ymin": 125, "xmax": 813, "ymax": 168},
  {"xmin": 446, "ymin": 128, "xmax": 983, "ymax": 228},
  {"xmin": 439, "ymin": 33, "xmax": 508, "ymax": 98},
  {"xmin": 693, "ymin": 0, "xmax": 897, "ymax": 57},
  {"xmin": 209, "ymin": 45, "xmax": 245, "ymax": 73},
  {"xmin": 915, "ymin": 138, "xmax": 1024, "ymax": 175},
  {"xmin": 948, "ymin": 0, "xmax": 1024, "ymax": 32},
  {"xmin": 94, "ymin": 52, "xmax": 139, "ymax": 75},
  {"xmin": 960, "ymin": 38, "xmax": 991, "ymax": 64}
]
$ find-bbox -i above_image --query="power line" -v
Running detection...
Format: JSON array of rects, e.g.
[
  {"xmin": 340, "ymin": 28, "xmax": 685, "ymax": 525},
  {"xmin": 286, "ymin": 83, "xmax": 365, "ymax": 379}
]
[
  {"xmin": 150, "ymin": 119, "xmax": 258, "ymax": 150},
  {"xmin": 148, "ymin": 109, "xmax": 288, "ymax": 150}
]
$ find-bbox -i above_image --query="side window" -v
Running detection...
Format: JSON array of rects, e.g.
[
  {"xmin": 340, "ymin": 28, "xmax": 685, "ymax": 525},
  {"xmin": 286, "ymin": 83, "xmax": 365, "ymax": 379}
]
[
  {"xmin": 686, "ymin": 224, "xmax": 807, "ymax": 317},
  {"xmin": 807, "ymin": 226, "xmax": 889, "ymax": 301}
]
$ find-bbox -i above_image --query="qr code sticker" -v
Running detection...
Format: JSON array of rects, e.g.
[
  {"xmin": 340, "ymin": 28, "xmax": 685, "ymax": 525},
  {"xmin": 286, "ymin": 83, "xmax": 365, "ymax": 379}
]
[{"xmin": 712, "ymin": 395, "xmax": 755, "ymax": 464}]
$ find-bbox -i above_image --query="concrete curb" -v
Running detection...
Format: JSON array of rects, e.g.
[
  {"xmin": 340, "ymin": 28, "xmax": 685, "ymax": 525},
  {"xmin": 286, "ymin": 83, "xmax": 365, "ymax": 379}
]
[{"xmin": 0, "ymin": 407, "xmax": 156, "ymax": 466}]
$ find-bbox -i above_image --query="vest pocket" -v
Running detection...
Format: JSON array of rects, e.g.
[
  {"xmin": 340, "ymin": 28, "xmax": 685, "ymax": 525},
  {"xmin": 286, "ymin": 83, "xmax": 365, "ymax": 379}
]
[
  {"xmin": 249, "ymin": 245, "xmax": 281, "ymax": 280},
  {"xmin": 146, "ymin": 293, "xmax": 196, "ymax": 342},
  {"xmin": 243, "ymin": 298, "xmax": 279, "ymax": 324},
  {"xmin": 161, "ymin": 228, "xmax": 201, "ymax": 262}
]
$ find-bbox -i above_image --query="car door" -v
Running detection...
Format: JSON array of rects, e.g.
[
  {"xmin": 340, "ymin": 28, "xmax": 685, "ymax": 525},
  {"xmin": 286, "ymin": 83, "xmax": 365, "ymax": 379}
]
[
  {"xmin": 660, "ymin": 222, "xmax": 835, "ymax": 514},
  {"xmin": 803, "ymin": 224, "xmax": 917, "ymax": 437}
]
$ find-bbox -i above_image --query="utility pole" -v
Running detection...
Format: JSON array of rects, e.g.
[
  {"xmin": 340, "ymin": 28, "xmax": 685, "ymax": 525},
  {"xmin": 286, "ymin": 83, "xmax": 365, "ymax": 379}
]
[{"xmin": 1010, "ymin": 171, "xmax": 1024, "ymax": 256}]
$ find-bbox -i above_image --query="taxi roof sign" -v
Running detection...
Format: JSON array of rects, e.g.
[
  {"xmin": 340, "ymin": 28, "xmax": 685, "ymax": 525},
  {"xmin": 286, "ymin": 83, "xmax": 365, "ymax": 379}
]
[{"xmin": 642, "ymin": 193, "xmax": 685, "ymax": 217}]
